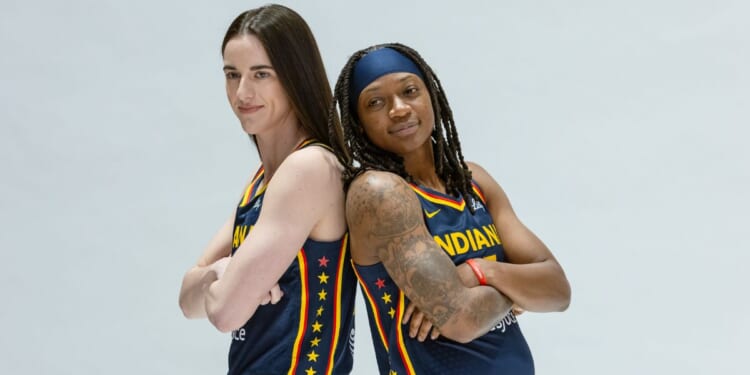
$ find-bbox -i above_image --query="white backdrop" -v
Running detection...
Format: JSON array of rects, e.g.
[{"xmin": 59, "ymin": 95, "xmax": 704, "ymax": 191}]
[{"xmin": 1, "ymin": 0, "xmax": 748, "ymax": 374}]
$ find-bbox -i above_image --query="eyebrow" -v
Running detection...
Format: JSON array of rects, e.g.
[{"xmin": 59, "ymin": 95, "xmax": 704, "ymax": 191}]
[
  {"xmin": 222, "ymin": 64, "xmax": 274, "ymax": 71},
  {"xmin": 361, "ymin": 75, "xmax": 415, "ymax": 94}
]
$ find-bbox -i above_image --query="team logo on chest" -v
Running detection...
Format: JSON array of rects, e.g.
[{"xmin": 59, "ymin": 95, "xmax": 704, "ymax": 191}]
[
  {"xmin": 469, "ymin": 197, "xmax": 484, "ymax": 212},
  {"xmin": 432, "ymin": 223, "xmax": 501, "ymax": 257}
]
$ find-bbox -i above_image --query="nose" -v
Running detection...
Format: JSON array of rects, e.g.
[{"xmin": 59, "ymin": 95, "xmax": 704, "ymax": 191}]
[
  {"xmin": 236, "ymin": 77, "xmax": 256, "ymax": 103},
  {"xmin": 389, "ymin": 96, "xmax": 411, "ymax": 120}
]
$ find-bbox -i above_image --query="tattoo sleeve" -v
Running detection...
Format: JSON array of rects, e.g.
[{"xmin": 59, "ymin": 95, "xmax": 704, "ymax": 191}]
[{"xmin": 347, "ymin": 172, "xmax": 511, "ymax": 336}]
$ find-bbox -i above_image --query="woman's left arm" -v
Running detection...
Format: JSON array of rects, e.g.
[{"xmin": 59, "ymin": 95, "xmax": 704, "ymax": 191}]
[
  {"xmin": 205, "ymin": 148, "xmax": 345, "ymax": 332},
  {"xmin": 467, "ymin": 162, "xmax": 571, "ymax": 312}
]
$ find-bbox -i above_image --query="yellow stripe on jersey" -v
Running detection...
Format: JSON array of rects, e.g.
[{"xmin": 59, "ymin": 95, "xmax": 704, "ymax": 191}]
[
  {"xmin": 409, "ymin": 184, "xmax": 466, "ymax": 211},
  {"xmin": 352, "ymin": 264, "xmax": 390, "ymax": 352},
  {"xmin": 297, "ymin": 138, "xmax": 334, "ymax": 153},
  {"xmin": 288, "ymin": 250, "xmax": 309, "ymax": 375},
  {"xmin": 240, "ymin": 167, "xmax": 265, "ymax": 207},
  {"xmin": 471, "ymin": 181, "xmax": 486, "ymax": 204},
  {"xmin": 394, "ymin": 293, "xmax": 416, "ymax": 375},
  {"xmin": 297, "ymin": 139, "xmax": 317, "ymax": 149},
  {"xmin": 325, "ymin": 234, "xmax": 349, "ymax": 375}
]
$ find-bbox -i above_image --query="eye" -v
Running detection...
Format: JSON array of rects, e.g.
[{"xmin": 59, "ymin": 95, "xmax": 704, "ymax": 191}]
[
  {"xmin": 225, "ymin": 71, "xmax": 240, "ymax": 80},
  {"xmin": 366, "ymin": 97, "xmax": 384, "ymax": 109},
  {"xmin": 255, "ymin": 70, "xmax": 271, "ymax": 79},
  {"xmin": 404, "ymin": 85, "xmax": 419, "ymax": 96}
]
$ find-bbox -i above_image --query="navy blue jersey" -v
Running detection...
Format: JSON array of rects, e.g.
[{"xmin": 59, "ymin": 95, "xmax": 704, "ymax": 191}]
[
  {"xmin": 228, "ymin": 140, "xmax": 357, "ymax": 375},
  {"xmin": 352, "ymin": 182, "xmax": 534, "ymax": 375}
]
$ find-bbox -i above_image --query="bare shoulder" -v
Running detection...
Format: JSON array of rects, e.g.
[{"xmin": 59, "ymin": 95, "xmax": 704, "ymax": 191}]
[
  {"xmin": 265, "ymin": 145, "xmax": 344, "ymax": 201},
  {"xmin": 280, "ymin": 145, "xmax": 343, "ymax": 180},
  {"xmin": 258, "ymin": 145, "xmax": 346, "ymax": 241},
  {"xmin": 465, "ymin": 161, "xmax": 494, "ymax": 187},
  {"xmin": 347, "ymin": 171, "xmax": 417, "ymax": 217},
  {"xmin": 465, "ymin": 161, "xmax": 513, "ymax": 211},
  {"xmin": 348, "ymin": 170, "xmax": 407, "ymax": 190},
  {"xmin": 260, "ymin": 144, "xmax": 345, "ymax": 214},
  {"xmin": 346, "ymin": 171, "xmax": 423, "ymax": 237}
]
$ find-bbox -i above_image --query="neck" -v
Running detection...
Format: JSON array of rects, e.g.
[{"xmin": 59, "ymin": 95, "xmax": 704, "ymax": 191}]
[
  {"xmin": 402, "ymin": 142, "xmax": 445, "ymax": 193},
  {"xmin": 255, "ymin": 125, "xmax": 308, "ymax": 182}
]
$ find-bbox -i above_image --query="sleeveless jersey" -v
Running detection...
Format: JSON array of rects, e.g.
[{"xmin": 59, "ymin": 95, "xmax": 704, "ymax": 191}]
[
  {"xmin": 227, "ymin": 140, "xmax": 357, "ymax": 375},
  {"xmin": 352, "ymin": 182, "xmax": 534, "ymax": 375}
]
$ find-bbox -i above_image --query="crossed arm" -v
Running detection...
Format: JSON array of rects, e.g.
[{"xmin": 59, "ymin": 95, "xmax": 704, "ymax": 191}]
[
  {"xmin": 178, "ymin": 214, "xmax": 234, "ymax": 320},
  {"xmin": 347, "ymin": 171, "xmax": 513, "ymax": 343},
  {"xmin": 178, "ymin": 149, "xmax": 346, "ymax": 332},
  {"xmin": 467, "ymin": 162, "xmax": 571, "ymax": 313}
]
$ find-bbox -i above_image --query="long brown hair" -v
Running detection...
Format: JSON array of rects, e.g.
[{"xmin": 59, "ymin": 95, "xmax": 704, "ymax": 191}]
[{"xmin": 222, "ymin": 4, "xmax": 344, "ymax": 153}]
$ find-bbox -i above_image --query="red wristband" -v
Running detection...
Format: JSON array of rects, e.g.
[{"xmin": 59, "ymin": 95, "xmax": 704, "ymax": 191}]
[{"xmin": 465, "ymin": 258, "xmax": 487, "ymax": 286}]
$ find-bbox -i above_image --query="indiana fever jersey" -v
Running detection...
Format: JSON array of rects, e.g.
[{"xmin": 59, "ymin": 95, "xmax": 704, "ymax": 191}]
[
  {"xmin": 228, "ymin": 141, "xmax": 357, "ymax": 375},
  {"xmin": 352, "ymin": 182, "xmax": 534, "ymax": 375}
]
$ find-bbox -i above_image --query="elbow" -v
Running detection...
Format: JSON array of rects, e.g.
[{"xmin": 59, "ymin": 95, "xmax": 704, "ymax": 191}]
[
  {"xmin": 208, "ymin": 315, "xmax": 237, "ymax": 333},
  {"xmin": 206, "ymin": 300, "xmax": 256, "ymax": 333},
  {"xmin": 549, "ymin": 280, "xmax": 572, "ymax": 312},
  {"xmin": 437, "ymin": 322, "xmax": 483, "ymax": 344},
  {"xmin": 558, "ymin": 278, "xmax": 572, "ymax": 311},
  {"xmin": 178, "ymin": 295, "xmax": 193, "ymax": 319},
  {"xmin": 207, "ymin": 306, "xmax": 242, "ymax": 333},
  {"xmin": 557, "ymin": 266, "xmax": 572, "ymax": 311},
  {"xmin": 178, "ymin": 290, "xmax": 201, "ymax": 319},
  {"xmin": 438, "ymin": 288, "xmax": 509, "ymax": 343},
  {"xmin": 539, "ymin": 265, "xmax": 572, "ymax": 312}
]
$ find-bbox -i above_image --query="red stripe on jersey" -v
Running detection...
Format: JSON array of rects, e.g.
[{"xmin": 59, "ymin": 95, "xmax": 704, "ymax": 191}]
[
  {"xmin": 352, "ymin": 264, "xmax": 390, "ymax": 352},
  {"xmin": 409, "ymin": 184, "xmax": 466, "ymax": 211},
  {"xmin": 471, "ymin": 181, "xmax": 486, "ymax": 204},
  {"xmin": 394, "ymin": 293, "xmax": 416, "ymax": 375},
  {"xmin": 325, "ymin": 234, "xmax": 349, "ymax": 374}
]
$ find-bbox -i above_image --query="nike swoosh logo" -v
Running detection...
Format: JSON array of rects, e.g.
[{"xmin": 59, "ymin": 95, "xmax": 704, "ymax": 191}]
[{"xmin": 424, "ymin": 209, "xmax": 441, "ymax": 218}]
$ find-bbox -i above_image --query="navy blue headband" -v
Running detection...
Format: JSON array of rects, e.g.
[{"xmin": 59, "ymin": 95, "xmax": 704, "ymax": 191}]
[{"xmin": 350, "ymin": 47, "xmax": 424, "ymax": 107}]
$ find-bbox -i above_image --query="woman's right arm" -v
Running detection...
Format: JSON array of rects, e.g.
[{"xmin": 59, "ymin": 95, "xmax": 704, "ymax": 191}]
[
  {"xmin": 178, "ymin": 214, "xmax": 234, "ymax": 319},
  {"xmin": 347, "ymin": 171, "xmax": 513, "ymax": 343}
]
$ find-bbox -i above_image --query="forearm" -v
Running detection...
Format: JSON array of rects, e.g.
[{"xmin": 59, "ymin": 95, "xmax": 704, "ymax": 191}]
[
  {"xmin": 179, "ymin": 266, "xmax": 218, "ymax": 319},
  {"xmin": 485, "ymin": 259, "xmax": 570, "ymax": 312},
  {"xmin": 347, "ymin": 172, "xmax": 513, "ymax": 342},
  {"xmin": 381, "ymin": 243, "xmax": 512, "ymax": 342},
  {"xmin": 441, "ymin": 285, "xmax": 514, "ymax": 343},
  {"xmin": 204, "ymin": 276, "xmax": 261, "ymax": 333}
]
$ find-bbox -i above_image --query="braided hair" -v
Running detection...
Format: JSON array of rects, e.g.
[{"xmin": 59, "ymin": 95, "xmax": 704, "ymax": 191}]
[{"xmin": 328, "ymin": 43, "xmax": 479, "ymax": 208}]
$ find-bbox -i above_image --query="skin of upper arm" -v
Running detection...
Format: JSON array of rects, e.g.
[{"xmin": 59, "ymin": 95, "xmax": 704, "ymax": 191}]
[
  {"xmin": 346, "ymin": 171, "xmax": 505, "ymax": 340},
  {"xmin": 193, "ymin": 168, "xmax": 261, "ymax": 268},
  {"xmin": 206, "ymin": 148, "xmax": 344, "ymax": 331},
  {"xmin": 467, "ymin": 162, "xmax": 571, "ymax": 312},
  {"xmin": 196, "ymin": 215, "xmax": 234, "ymax": 267},
  {"xmin": 179, "ymin": 170, "xmax": 260, "ymax": 319},
  {"xmin": 467, "ymin": 161, "xmax": 554, "ymax": 264}
]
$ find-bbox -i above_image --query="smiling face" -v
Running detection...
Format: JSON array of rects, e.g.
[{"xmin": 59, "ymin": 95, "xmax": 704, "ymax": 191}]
[
  {"xmin": 356, "ymin": 72, "xmax": 435, "ymax": 158},
  {"xmin": 222, "ymin": 34, "xmax": 296, "ymax": 136}
]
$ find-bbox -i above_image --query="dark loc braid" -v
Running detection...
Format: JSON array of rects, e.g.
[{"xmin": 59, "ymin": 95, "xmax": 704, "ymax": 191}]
[{"xmin": 330, "ymin": 43, "xmax": 480, "ymax": 211}]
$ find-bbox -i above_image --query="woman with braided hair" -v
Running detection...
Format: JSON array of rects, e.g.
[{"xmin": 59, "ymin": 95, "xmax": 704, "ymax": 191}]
[{"xmin": 329, "ymin": 43, "xmax": 570, "ymax": 374}]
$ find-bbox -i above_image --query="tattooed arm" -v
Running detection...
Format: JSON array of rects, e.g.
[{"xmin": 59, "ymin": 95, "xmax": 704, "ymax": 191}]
[{"xmin": 347, "ymin": 171, "xmax": 513, "ymax": 343}]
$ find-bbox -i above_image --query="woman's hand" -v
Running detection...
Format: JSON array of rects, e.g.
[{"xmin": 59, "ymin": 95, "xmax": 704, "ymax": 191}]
[
  {"xmin": 259, "ymin": 284, "xmax": 284, "ymax": 305},
  {"xmin": 210, "ymin": 257, "xmax": 231, "ymax": 279},
  {"xmin": 402, "ymin": 302, "xmax": 441, "ymax": 341}
]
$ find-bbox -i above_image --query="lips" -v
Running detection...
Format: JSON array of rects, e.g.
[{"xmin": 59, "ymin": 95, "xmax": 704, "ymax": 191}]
[
  {"xmin": 389, "ymin": 121, "xmax": 418, "ymax": 135},
  {"xmin": 238, "ymin": 104, "xmax": 263, "ymax": 114}
]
